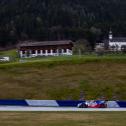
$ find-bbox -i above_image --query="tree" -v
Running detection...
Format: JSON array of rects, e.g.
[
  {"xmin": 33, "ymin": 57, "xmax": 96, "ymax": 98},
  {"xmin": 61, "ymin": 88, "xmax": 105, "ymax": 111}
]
[
  {"xmin": 73, "ymin": 39, "xmax": 91, "ymax": 55},
  {"xmin": 121, "ymin": 45, "xmax": 126, "ymax": 53},
  {"xmin": 0, "ymin": 0, "xmax": 126, "ymax": 47}
]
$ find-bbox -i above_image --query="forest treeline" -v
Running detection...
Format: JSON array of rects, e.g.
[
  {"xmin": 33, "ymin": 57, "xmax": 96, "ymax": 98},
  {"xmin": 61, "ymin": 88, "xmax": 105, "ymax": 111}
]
[{"xmin": 0, "ymin": 0, "xmax": 126, "ymax": 48}]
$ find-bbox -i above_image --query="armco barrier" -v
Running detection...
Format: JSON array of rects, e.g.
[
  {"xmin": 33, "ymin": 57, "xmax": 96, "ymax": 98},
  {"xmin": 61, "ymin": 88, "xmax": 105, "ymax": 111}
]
[
  {"xmin": 26, "ymin": 100, "xmax": 59, "ymax": 107},
  {"xmin": 117, "ymin": 101, "xmax": 126, "ymax": 108},
  {"xmin": 0, "ymin": 100, "xmax": 28, "ymax": 106},
  {"xmin": 107, "ymin": 101, "xmax": 126, "ymax": 108},
  {"xmin": 56, "ymin": 100, "xmax": 85, "ymax": 107},
  {"xmin": 26, "ymin": 100, "xmax": 85, "ymax": 107},
  {"xmin": 0, "ymin": 100, "xmax": 125, "ymax": 108},
  {"xmin": 0, "ymin": 100, "xmax": 84, "ymax": 107}
]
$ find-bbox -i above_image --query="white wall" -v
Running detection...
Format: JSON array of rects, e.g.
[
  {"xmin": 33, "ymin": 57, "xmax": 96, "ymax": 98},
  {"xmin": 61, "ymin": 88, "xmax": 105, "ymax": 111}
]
[
  {"xmin": 109, "ymin": 42, "xmax": 126, "ymax": 51},
  {"xmin": 20, "ymin": 49, "xmax": 73, "ymax": 58}
]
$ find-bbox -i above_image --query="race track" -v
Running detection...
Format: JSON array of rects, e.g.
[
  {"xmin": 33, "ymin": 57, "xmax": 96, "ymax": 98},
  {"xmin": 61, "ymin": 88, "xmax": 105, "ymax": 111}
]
[{"xmin": 0, "ymin": 106, "xmax": 126, "ymax": 111}]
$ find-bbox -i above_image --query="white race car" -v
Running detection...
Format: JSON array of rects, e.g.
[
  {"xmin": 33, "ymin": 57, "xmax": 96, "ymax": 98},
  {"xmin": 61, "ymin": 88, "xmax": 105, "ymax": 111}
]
[{"xmin": 77, "ymin": 100, "xmax": 107, "ymax": 108}]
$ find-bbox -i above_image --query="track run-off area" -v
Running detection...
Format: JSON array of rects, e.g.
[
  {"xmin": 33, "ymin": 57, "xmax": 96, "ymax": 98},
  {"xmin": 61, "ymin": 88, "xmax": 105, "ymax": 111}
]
[{"xmin": 0, "ymin": 106, "xmax": 126, "ymax": 111}]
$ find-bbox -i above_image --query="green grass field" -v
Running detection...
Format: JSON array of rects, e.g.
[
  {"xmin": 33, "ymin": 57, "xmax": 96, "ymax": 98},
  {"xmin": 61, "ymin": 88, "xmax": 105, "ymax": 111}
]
[
  {"xmin": 0, "ymin": 49, "xmax": 126, "ymax": 100},
  {"xmin": 0, "ymin": 49, "xmax": 126, "ymax": 64},
  {"xmin": 0, "ymin": 49, "xmax": 18, "ymax": 58},
  {"xmin": 0, "ymin": 55, "xmax": 126, "ymax": 100},
  {"xmin": 0, "ymin": 112, "xmax": 125, "ymax": 126}
]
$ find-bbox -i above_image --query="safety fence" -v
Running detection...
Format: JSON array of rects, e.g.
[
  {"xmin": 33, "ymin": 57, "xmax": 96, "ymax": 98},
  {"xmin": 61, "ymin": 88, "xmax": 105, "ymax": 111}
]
[{"xmin": 0, "ymin": 100, "xmax": 125, "ymax": 108}]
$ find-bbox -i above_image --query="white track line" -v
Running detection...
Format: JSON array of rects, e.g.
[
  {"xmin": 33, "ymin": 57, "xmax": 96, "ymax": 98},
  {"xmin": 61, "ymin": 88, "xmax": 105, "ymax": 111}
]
[{"xmin": 0, "ymin": 106, "xmax": 126, "ymax": 111}]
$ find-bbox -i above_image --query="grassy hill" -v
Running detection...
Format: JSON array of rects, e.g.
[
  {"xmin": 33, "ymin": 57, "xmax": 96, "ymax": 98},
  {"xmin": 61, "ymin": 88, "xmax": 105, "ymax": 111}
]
[
  {"xmin": 0, "ymin": 54, "xmax": 126, "ymax": 100},
  {"xmin": 0, "ymin": 49, "xmax": 17, "ymax": 57}
]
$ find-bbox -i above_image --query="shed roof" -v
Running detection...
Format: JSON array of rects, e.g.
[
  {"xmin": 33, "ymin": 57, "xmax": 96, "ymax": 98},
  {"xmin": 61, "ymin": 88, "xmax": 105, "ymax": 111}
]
[
  {"xmin": 19, "ymin": 40, "xmax": 73, "ymax": 47},
  {"xmin": 110, "ymin": 37, "xmax": 126, "ymax": 42}
]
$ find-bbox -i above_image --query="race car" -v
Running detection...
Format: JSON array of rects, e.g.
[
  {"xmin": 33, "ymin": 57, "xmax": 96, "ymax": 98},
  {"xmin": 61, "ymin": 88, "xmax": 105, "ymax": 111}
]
[{"xmin": 77, "ymin": 100, "xmax": 107, "ymax": 108}]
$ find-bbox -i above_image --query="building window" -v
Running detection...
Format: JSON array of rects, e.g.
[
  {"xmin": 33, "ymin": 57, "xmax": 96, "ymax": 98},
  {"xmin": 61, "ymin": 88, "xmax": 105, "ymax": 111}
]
[
  {"xmin": 53, "ymin": 49, "xmax": 56, "ymax": 53},
  {"xmin": 22, "ymin": 51, "xmax": 25, "ymax": 54},
  {"xmin": 43, "ymin": 50, "xmax": 45, "ymax": 53},
  {"xmin": 38, "ymin": 50, "xmax": 41, "ymax": 54},
  {"xmin": 32, "ymin": 50, "xmax": 35, "ymax": 54},
  {"xmin": 58, "ymin": 49, "xmax": 62, "ymax": 54},
  {"xmin": 48, "ymin": 49, "xmax": 51, "ymax": 53},
  {"xmin": 64, "ymin": 49, "xmax": 66, "ymax": 53}
]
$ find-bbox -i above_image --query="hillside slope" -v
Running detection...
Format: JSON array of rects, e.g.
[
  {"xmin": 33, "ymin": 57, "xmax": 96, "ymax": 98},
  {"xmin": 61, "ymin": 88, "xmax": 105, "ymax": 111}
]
[
  {"xmin": 0, "ymin": 58, "xmax": 126, "ymax": 100},
  {"xmin": 0, "ymin": 0, "xmax": 126, "ymax": 47}
]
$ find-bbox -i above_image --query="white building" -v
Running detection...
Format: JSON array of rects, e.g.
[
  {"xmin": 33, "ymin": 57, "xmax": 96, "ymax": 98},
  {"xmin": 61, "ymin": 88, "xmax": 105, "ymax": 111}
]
[
  {"xmin": 18, "ymin": 40, "xmax": 73, "ymax": 58},
  {"xmin": 104, "ymin": 31, "xmax": 126, "ymax": 51}
]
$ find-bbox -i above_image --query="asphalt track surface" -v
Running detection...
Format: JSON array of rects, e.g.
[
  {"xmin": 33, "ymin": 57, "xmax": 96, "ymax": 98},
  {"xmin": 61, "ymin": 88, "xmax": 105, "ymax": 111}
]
[{"xmin": 0, "ymin": 106, "xmax": 126, "ymax": 111}]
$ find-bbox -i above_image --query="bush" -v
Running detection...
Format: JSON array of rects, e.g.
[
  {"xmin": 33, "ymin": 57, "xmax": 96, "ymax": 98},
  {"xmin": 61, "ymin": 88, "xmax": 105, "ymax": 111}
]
[{"xmin": 95, "ymin": 45, "xmax": 105, "ymax": 56}]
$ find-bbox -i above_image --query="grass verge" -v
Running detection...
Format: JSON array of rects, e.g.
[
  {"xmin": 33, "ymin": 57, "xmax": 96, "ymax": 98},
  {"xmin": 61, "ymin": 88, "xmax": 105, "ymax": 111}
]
[
  {"xmin": 0, "ymin": 60, "xmax": 126, "ymax": 99},
  {"xmin": 0, "ymin": 112, "xmax": 125, "ymax": 126}
]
